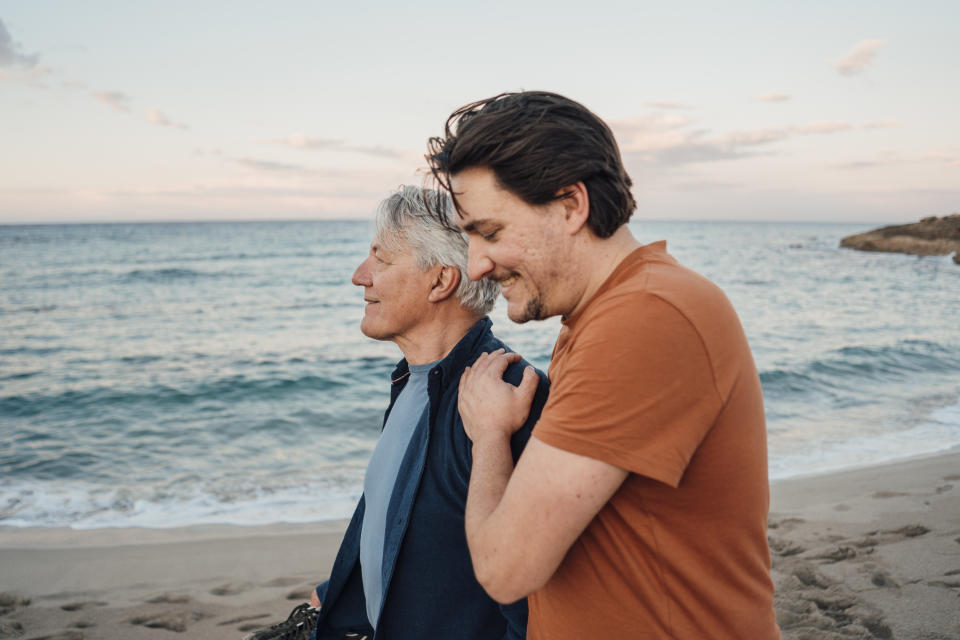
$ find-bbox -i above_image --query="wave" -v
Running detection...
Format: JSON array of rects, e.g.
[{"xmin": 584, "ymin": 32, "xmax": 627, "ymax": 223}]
[
  {"xmin": 770, "ymin": 395, "xmax": 960, "ymax": 479},
  {"xmin": 0, "ymin": 356, "xmax": 395, "ymax": 418},
  {"xmin": 760, "ymin": 339, "xmax": 960, "ymax": 401},
  {"xmin": 120, "ymin": 267, "xmax": 238, "ymax": 282},
  {"xmin": 0, "ymin": 473, "xmax": 364, "ymax": 529},
  {"xmin": 0, "ymin": 346, "xmax": 79, "ymax": 356},
  {"xmin": 0, "ymin": 304, "xmax": 58, "ymax": 315}
]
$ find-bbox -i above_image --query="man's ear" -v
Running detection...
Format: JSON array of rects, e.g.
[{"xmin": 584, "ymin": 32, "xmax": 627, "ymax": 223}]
[
  {"xmin": 427, "ymin": 265, "xmax": 461, "ymax": 303},
  {"xmin": 556, "ymin": 181, "xmax": 590, "ymax": 235}
]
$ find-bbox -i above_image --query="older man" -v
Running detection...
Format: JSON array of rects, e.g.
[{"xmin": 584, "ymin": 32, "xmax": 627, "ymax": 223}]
[
  {"xmin": 247, "ymin": 186, "xmax": 548, "ymax": 640},
  {"xmin": 427, "ymin": 92, "xmax": 780, "ymax": 639}
]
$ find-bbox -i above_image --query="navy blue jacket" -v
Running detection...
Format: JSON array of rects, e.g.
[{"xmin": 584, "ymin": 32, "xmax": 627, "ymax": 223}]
[{"xmin": 312, "ymin": 317, "xmax": 549, "ymax": 640}]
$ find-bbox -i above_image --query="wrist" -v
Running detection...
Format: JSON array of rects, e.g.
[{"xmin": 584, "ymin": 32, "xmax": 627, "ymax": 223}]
[{"xmin": 470, "ymin": 431, "xmax": 513, "ymax": 453}]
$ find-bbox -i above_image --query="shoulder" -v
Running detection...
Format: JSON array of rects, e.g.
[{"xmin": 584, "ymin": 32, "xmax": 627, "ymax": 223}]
[
  {"xmin": 573, "ymin": 258, "xmax": 736, "ymax": 350},
  {"xmin": 483, "ymin": 332, "xmax": 549, "ymax": 389}
]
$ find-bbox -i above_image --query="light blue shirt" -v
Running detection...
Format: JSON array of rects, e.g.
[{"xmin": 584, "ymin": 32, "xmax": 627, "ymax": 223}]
[{"xmin": 359, "ymin": 360, "xmax": 435, "ymax": 628}]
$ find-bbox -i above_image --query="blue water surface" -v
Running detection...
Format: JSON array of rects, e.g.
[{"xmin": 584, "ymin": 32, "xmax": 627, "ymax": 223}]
[{"xmin": 1, "ymin": 220, "xmax": 958, "ymax": 528}]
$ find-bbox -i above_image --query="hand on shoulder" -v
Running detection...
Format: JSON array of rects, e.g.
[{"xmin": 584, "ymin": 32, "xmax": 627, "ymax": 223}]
[{"xmin": 458, "ymin": 349, "xmax": 539, "ymax": 444}]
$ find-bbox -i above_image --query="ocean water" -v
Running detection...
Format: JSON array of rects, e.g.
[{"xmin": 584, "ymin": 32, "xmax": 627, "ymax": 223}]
[{"xmin": 1, "ymin": 220, "xmax": 959, "ymax": 529}]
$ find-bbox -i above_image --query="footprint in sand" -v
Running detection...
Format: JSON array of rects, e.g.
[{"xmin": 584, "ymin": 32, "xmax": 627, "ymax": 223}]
[
  {"xmin": 262, "ymin": 577, "xmax": 304, "ymax": 587},
  {"xmin": 209, "ymin": 582, "xmax": 255, "ymax": 596},
  {"xmin": 871, "ymin": 490, "xmax": 910, "ymax": 498},
  {"xmin": 789, "ymin": 562, "xmax": 834, "ymax": 589},
  {"xmin": 768, "ymin": 536, "xmax": 805, "ymax": 557},
  {"xmin": 768, "ymin": 517, "xmax": 805, "ymax": 530},
  {"xmin": 60, "ymin": 601, "xmax": 107, "ymax": 612},
  {"xmin": 810, "ymin": 546, "xmax": 857, "ymax": 563},
  {"xmin": 130, "ymin": 610, "xmax": 207, "ymax": 633},
  {"xmin": 773, "ymin": 562, "xmax": 892, "ymax": 638},
  {"xmin": 870, "ymin": 570, "xmax": 899, "ymax": 588},
  {"xmin": 851, "ymin": 524, "xmax": 930, "ymax": 549},
  {"xmin": 0, "ymin": 621, "xmax": 25, "ymax": 636},
  {"xmin": 286, "ymin": 588, "xmax": 314, "ymax": 601},
  {"xmin": 935, "ymin": 483, "xmax": 953, "ymax": 494},
  {"xmin": 0, "ymin": 593, "xmax": 31, "ymax": 616},
  {"xmin": 145, "ymin": 593, "xmax": 192, "ymax": 604},
  {"xmin": 886, "ymin": 524, "xmax": 929, "ymax": 538}
]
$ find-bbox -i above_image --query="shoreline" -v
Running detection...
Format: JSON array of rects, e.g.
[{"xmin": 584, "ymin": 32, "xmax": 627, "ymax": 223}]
[{"xmin": 2, "ymin": 452, "xmax": 958, "ymax": 639}]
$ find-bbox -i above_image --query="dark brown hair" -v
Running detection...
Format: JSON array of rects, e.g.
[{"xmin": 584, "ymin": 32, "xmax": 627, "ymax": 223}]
[{"xmin": 426, "ymin": 91, "xmax": 636, "ymax": 238}]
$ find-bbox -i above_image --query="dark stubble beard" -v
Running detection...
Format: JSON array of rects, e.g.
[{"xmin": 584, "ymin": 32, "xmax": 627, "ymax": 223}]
[{"xmin": 507, "ymin": 292, "xmax": 547, "ymax": 324}]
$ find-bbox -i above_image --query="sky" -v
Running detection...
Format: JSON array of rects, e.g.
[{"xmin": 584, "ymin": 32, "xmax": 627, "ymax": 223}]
[{"xmin": 1, "ymin": 0, "xmax": 958, "ymax": 224}]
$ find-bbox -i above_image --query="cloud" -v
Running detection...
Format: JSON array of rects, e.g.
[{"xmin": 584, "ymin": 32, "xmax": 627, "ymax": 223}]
[
  {"xmin": 917, "ymin": 152, "xmax": 960, "ymax": 167},
  {"xmin": 0, "ymin": 18, "xmax": 39, "ymax": 68},
  {"xmin": 834, "ymin": 150, "xmax": 960, "ymax": 170},
  {"xmin": 756, "ymin": 93, "xmax": 791, "ymax": 102},
  {"xmin": 722, "ymin": 129, "xmax": 792, "ymax": 145},
  {"xmin": 234, "ymin": 157, "xmax": 309, "ymax": 172},
  {"xmin": 264, "ymin": 134, "xmax": 404, "ymax": 159},
  {"xmin": 146, "ymin": 108, "xmax": 188, "ymax": 130},
  {"xmin": 92, "ymin": 91, "xmax": 132, "ymax": 112},
  {"xmin": 612, "ymin": 113, "xmax": 856, "ymax": 166},
  {"xmin": 834, "ymin": 39, "xmax": 885, "ymax": 76},
  {"xmin": 107, "ymin": 184, "xmax": 381, "ymax": 199},
  {"xmin": 610, "ymin": 113, "xmax": 696, "ymax": 151},
  {"xmin": 834, "ymin": 159, "xmax": 892, "ymax": 170},
  {"xmin": 0, "ymin": 62, "xmax": 53, "ymax": 88},
  {"xmin": 863, "ymin": 120, "xmax": 903, "ymax": 129},
  {"xmin": 793, "ymin": 121, "xmax": 853, "ymax": 135}
]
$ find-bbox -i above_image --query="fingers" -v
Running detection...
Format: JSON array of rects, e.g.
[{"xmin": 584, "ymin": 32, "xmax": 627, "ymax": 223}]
[
  {"xmin": 459, "ymin": 368, "xmax": 467, "ymax": 394},
  {"xmin": 471, "ymin": 349, "xmax": 521, "ymax": 375},
  {"xmin": 518, "ymin": 365, "xmax": 539, "ymax": 401}
]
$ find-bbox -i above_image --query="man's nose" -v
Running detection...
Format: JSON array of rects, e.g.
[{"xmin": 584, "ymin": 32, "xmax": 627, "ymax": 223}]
[
  {"xmin": 466, "ymin": 243, "xmax": 495, "ymax": 282},
  {"xmin": 352, "ymin": 257, "xmax": 372, "ymax": 286}
]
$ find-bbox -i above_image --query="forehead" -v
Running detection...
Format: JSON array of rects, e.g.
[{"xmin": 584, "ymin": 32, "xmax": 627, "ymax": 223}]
[{"xmin": 451, "ymin": 167, "xmax": 522, "ymax": 229}]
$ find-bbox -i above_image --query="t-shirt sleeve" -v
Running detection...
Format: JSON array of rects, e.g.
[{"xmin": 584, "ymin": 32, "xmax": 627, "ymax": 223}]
[{"xmin": 533, "ymin": 292, "xmax": 723, "ymax": 488}]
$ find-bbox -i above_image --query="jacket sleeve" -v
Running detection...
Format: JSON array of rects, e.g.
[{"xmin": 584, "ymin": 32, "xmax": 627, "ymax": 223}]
[
  {"xmin": 498, "ymin": 597, "xmax": 529, "ymax": 640},
  {"xmin": 315, "ymin": 580, "xmax": 329, "ymax": 603}
]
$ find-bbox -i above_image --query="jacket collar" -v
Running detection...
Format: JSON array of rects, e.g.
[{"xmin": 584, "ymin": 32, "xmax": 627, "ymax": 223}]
[{"xmin": 389, "ymin": 316, "xmax": 492, "ymax": 388}]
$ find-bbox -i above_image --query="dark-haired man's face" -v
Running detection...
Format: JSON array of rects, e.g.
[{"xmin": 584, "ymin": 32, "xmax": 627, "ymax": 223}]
[{"xmin": 451, "ymin": 166, "xmax": 569, "ymax": 324}]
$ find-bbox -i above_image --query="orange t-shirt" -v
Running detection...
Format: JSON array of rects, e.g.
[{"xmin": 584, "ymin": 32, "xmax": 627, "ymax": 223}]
[{"xmin": 528, "ymin": 242, "xmax": 779, "ymax": 639}]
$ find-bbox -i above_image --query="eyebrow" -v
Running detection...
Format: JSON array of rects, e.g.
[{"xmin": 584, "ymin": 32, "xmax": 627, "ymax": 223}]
[{"xmin": 460, "ymin": 219, "xmax": 494, "ymax": 234}]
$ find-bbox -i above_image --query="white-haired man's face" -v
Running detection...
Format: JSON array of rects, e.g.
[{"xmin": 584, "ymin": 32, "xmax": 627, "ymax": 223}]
[{"xmin": 351, "ymin": 233, "xmax": 438, "ymax": 345}]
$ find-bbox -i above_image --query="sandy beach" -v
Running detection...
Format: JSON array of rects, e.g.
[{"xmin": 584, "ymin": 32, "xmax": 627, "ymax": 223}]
[{"xmin": 2, "ymin": 451, "xmax": 958, "ymax": 640}]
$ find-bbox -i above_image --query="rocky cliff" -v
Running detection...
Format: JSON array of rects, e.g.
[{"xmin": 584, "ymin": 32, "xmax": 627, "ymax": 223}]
[{"xmin": 840, "ymin": 214, "xmax": 960, "ymax": 264}]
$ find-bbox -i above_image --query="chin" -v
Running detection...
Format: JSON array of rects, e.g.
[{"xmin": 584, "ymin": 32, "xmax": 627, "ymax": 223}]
[
  {"xmin": 507, "ymin": 296, "xmax": 547, "ymax": 324},
  {"xmin": 359, "ymin": 320, "xmax": 379, "ymax": 340}
]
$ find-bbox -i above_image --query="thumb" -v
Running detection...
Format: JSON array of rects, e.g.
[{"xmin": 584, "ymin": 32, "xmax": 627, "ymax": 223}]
[{"xmin": 517, "ymin": 365, "xmax": 539, "ymax": 401}]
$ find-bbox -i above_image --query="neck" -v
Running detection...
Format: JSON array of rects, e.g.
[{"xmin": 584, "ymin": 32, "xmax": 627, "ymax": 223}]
[
  {"xmin": 394, "ymin": 306, "xmax": 482, "ymax": 365},
  {"xmin": 564, "ymin": 225, "xmax": 641, "ymax": 321}
]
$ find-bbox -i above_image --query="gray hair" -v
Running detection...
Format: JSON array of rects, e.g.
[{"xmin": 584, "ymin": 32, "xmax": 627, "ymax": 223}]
[{"xmin": 375, "ymin": 185, "xmax": 499, "ymax": 316}]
